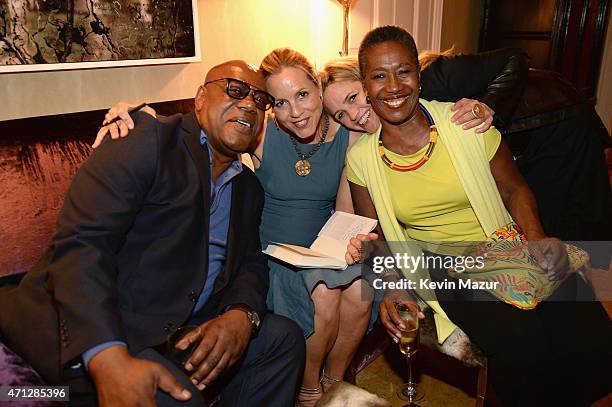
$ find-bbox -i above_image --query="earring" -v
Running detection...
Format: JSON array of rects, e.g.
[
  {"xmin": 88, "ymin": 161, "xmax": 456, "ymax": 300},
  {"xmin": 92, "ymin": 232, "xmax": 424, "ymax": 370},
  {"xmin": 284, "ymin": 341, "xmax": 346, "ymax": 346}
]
[
  {"xmin": 419, "ymin": 85, "xmax": 422, "ymax": 93},
  {"xmin": 366, "ymin": 95, "xmax": 371, "ymax": 104}
]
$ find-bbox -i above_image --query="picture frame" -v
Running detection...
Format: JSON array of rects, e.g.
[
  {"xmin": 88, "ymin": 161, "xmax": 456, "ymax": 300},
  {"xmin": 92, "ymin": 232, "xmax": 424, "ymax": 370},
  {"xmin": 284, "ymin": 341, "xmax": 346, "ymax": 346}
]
[{"xmin": 0, "ymin": 0, "xmax": 201, "ymax": 73}]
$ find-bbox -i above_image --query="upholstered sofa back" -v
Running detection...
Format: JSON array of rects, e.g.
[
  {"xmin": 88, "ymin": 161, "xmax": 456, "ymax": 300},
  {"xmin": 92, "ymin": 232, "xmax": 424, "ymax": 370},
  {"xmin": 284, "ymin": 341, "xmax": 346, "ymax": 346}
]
[{"xmin": 0, "ymin": 100, "xmax": 195, "ymax": 278}]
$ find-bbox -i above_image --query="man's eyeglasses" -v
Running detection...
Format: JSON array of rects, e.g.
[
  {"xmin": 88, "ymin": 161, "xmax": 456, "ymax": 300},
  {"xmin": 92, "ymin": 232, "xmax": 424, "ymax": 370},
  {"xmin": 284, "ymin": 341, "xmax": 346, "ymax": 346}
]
[{"xmin": 204, "ymin": 78, "xmax": 275, "ymax": 111}]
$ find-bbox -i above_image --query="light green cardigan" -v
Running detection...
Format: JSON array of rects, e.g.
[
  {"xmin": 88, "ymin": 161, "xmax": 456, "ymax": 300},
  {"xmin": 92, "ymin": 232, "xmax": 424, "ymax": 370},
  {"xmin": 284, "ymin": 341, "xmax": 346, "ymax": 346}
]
[{"xmin": 347, "ymin": 99, "xmax": 512, "ymax": 343}]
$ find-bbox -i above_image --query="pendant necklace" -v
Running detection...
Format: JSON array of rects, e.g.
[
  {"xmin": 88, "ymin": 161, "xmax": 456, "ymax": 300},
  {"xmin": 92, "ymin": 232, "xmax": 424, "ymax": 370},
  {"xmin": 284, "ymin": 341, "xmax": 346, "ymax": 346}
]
[{"xmin": 290, "ymin": 113, "xmax": 330, "ymax": 176}]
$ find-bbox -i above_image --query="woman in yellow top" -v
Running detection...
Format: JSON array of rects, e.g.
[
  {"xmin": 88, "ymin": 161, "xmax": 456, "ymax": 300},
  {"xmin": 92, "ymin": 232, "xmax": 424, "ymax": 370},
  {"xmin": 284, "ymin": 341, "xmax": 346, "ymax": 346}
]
[{"xmin": 346, "ymin": 25, "xmax": 611, "ymax": 406}]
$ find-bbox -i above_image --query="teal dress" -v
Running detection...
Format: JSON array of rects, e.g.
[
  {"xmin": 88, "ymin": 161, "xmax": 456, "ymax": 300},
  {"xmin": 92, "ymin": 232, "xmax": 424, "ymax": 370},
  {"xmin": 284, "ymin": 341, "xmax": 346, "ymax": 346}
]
[{"xmin": 256, "ymin": 121, "xmax": 377, "ymax": 338}]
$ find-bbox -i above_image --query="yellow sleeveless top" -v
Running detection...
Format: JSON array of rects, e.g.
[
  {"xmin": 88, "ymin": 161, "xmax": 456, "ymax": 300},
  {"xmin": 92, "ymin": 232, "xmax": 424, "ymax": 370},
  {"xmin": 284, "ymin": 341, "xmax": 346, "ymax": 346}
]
[{"xmin": 347, "ymin": 127, "xmax": 500, "ymax": 253}]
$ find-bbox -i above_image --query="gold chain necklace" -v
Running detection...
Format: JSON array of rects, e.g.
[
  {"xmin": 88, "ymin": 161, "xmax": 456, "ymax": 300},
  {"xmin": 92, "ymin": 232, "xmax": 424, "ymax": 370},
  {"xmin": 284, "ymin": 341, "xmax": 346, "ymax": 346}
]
[
  {"xmin": 379, "ymin": 104, "xmax": 437, "ymax": 172},
  {"xmin": 290, "ymin": 113, "xmax": 330, "ymax": 176}
]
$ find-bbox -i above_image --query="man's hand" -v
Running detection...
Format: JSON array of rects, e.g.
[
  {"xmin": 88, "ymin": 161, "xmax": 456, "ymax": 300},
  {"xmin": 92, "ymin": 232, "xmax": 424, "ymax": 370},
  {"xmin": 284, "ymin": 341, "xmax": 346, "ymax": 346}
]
[
  {"xmin": 379, "ymin": 291, "xmax": 424, "ymax": 343},
  {"xmin": 179, "ymin": 310, "xmax": 252, "ymax": 390},
  {"xmin": 528, "ymin": 237, "xmax": 569, "ymax": 280},
  {"xmin": 88, "ymin": 345, "xmax": 191, "ymax": 407}
]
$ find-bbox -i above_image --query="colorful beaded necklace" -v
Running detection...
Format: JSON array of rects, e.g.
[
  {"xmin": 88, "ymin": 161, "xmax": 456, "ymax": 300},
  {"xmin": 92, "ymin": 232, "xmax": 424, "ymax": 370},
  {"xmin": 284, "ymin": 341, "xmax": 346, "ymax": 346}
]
[{"xmin": 379, "ymin": 103, "xmax": 438, "ymax": 172}]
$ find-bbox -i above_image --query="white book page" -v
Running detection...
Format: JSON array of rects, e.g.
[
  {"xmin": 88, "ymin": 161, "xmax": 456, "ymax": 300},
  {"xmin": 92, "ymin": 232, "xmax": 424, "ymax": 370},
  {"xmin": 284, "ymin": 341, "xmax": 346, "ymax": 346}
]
[
  {"xmin": 309, "ymin": 236, "xmax": 346, "ymax": 260},
  {"xmin": 263, "ymin": 244, "xmax": 347, "ymax": 269},
  {"xmin": 309, "ymin": 212, "xmax": 377, "ymax": 260},
  {"xmin": 261, "ymin": 211, "xmax": 376, "ymax": 269},
  {"xmin": 317, "ymin": 211, "xmax": 377, "ymax": 245},
  {"xmin": 269, "ymin": 243, "xmax": 329, "ymax": 258}
]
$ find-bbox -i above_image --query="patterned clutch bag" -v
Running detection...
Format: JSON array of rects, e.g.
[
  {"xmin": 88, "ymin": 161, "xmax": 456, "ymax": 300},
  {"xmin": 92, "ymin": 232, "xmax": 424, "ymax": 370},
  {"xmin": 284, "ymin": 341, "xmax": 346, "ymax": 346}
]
[{"xmin": 448, "ymin": 223, "xmax": 589, "ymax": 309}]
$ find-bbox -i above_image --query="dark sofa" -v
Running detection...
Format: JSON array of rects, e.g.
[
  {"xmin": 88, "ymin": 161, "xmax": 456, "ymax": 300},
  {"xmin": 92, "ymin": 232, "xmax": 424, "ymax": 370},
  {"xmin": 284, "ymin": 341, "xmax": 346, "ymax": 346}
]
[
  {"xmin": 0, "ymin": 99, "xmax": 196, "ymax": 280},
  {"xmin": 1, "ymin": 73, "xmax": 610, "ymax": 404},
  {"xmin": 0, "ymin": 102, "xmax": 490, "ymax": 406}
]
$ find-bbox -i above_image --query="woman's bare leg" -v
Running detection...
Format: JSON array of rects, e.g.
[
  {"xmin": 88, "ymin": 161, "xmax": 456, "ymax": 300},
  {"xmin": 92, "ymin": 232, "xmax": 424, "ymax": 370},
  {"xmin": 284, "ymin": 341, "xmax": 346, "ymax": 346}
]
[
  {"xmin": 298, "ymin": 283, "xmax": 342, "ymax": 406},
  {"xmin": 322, "ymin": 279, "xmax": 373, "ymax": 390}
]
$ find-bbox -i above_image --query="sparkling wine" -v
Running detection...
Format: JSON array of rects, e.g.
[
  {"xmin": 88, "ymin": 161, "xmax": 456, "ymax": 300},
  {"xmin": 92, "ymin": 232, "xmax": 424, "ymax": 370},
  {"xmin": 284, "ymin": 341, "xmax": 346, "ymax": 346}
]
[{"xmin": 399, "ymin": 321, "xmax": 419, "ymax": 356}]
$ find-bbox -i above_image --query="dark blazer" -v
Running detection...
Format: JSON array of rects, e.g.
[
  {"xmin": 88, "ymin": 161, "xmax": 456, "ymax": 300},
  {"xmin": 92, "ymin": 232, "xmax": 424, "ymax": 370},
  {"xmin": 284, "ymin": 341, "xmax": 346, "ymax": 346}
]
[{"xmin": 0, "ymin": 112, "xmax": 269, "ymax": 391}]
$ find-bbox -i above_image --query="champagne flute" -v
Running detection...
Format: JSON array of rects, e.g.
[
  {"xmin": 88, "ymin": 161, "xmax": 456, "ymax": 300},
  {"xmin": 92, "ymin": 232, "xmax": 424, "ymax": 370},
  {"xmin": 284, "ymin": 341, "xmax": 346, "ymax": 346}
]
[{"xmin": 396, "ymin": 302, "xmax": 423, "ymax": 405}]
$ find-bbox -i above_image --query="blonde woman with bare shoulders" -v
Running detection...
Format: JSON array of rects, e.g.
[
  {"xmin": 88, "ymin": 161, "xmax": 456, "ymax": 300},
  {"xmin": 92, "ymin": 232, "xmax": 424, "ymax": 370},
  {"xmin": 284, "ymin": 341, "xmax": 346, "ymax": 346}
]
[{"xmin": 251, "ymin": 49, "xmax": 375, "ymax": 406}]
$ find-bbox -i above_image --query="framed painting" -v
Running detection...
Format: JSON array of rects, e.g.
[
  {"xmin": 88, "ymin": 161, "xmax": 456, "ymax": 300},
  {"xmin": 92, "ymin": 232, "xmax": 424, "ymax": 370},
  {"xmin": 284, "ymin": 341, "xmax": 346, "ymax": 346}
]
[{"xmin": 0, "ymin": 0, "xmax": 200, "ymax": 73}]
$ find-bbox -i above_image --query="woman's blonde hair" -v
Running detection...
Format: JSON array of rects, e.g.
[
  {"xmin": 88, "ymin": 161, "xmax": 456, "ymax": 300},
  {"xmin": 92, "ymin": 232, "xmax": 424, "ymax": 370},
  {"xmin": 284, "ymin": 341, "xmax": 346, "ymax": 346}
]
[
  {"xmin": 259, "ymin": 48, "xmax": 319, "ymax": 86},
  {"xmin": 418, "ymin": 47, "xmax": 456, "ymax": 70},
  {"xmin": 320, "ymin": 57, "xmax": 361, "ymax": 91}
]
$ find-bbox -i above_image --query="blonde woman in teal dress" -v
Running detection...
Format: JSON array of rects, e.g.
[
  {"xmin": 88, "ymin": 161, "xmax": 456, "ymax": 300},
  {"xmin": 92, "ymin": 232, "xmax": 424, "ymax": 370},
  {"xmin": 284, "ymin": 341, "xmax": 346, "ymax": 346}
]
[{"xmin": 256, "ymin": 48, "xmax": 375, "ymax": 406}]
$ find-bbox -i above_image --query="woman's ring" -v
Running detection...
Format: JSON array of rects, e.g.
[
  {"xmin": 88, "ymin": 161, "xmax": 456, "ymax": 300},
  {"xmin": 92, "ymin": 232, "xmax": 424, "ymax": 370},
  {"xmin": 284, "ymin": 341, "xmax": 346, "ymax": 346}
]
[
  {"xmin": 472, "ymin": 103, "xmax": 485, "ymax": 119},
  {"xmin": 354, "ymin": 247, "xmax": 364, "ymax": 263}
]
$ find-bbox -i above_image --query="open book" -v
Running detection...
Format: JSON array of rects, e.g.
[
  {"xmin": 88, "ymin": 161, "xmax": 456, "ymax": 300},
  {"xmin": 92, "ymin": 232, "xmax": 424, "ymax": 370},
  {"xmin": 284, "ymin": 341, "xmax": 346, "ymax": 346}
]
[{"xmin": 263, "ymin": 211, "xmax": 378, "ymax": 269}]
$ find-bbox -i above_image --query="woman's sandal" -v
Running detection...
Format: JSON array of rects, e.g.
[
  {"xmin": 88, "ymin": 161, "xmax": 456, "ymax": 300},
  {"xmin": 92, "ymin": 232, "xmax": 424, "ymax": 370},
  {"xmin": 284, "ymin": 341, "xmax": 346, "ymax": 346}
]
[
  {"xmin": 320, "ymin": 371, "xmax": 342, "ymax": 392},
  {"xmin": 296, "ymin": 385, "xmax": 322, "ymax": 407}
]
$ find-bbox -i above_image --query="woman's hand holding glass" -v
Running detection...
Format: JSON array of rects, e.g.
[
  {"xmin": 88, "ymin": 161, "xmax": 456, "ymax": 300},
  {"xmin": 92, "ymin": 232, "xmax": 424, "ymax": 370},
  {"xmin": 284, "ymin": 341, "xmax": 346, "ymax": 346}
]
[
  {"xmin": 93, "ymin": 102, "xmax": 157, "ymax": 148},
  {"xmin": 379, "ymin": 297, "xmax": 424, "ymax": 344},
  {"xmin": 450, "ymin": 98, "xmax": 494, "ymax": 133},
  {"xmin": 345, "ymin": 232, "xmax": 425, "ymax": 342}
]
